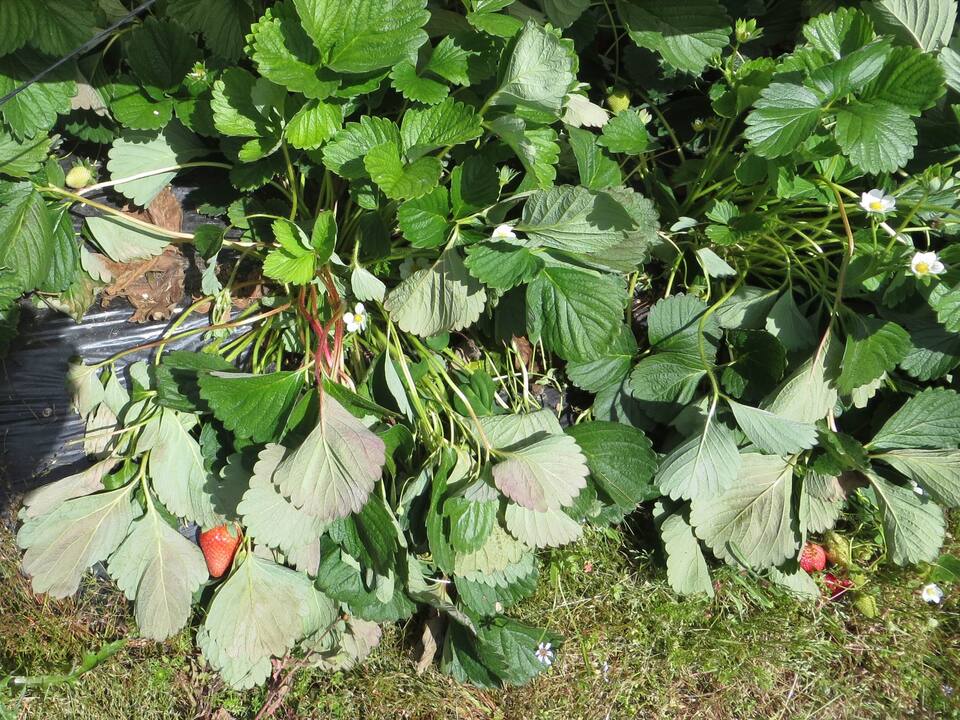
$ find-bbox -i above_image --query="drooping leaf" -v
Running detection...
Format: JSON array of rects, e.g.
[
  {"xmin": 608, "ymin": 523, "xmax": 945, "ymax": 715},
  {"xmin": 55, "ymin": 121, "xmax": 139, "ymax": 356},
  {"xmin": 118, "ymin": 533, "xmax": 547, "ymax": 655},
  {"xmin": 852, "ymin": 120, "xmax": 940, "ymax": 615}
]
[
  {"xmin": 869, "ymin": 388, "xmax": 960, "ymax": 450},
  {"xmin": 619, "ymin": 0, "xmax": 732, "ymax": 75},
  {"xmin": 874, "ymin": 449, "xmax": 960, "ymax": 507},
  {"xmin": 660, "ymin": 510, "xmax": 714, "ymax": 597},
  {"xmin": 656, "ymin": 415, "xmax": 741, "ymax": 501},
  {"xmin": 868, "ymin": 472, "xmax": 945, "ymax": 565},
  {"xmin": 504, "ymin": 503, "xmax": 583, "ymax": 548},
  {"xmin": 198, "ymin": 371, "xmax": 304, "ymax": 443},
  {"xmin": 727, "ymin": 400, "xmax": 818, "ymax": 455}
]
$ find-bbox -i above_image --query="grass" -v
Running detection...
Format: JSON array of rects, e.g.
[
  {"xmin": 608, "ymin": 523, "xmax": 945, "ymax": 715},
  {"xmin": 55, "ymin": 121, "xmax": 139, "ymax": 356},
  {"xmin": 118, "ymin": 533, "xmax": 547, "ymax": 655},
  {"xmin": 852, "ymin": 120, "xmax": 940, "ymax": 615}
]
[{"xmin": 1, "ymin": 510, "xmax": 958, "ymax": 720}]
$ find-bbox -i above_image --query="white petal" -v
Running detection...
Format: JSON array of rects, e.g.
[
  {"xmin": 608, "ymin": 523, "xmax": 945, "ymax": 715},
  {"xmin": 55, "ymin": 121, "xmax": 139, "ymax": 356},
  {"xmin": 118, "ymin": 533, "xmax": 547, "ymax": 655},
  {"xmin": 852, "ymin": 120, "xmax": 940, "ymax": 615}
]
[{"xmin": 931, "ymin": 261, "xmax": 946, "ymax": 274}]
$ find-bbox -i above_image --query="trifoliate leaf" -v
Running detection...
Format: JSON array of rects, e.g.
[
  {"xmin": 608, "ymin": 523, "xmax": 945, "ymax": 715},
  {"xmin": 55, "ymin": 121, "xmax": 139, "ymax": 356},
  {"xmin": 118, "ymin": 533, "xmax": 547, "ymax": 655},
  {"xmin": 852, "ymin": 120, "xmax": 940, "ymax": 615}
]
[
  {"xmin": 262, "ymin": 218, "xmax": 317, "ymax": 284},
  {"xmin": 619, "ymin": 0, "xmax": 732, "ymax": 75},
  {"xmin": 197, "ymin": 371, "xmax": 304, "ymax": 443},
  {"xmin": 384, "ymin": 248, "xmax": 487, "ymax": 336},
  {"xmin": 836, "ymin": 316, "xmax": 910, "ymax": 394},
  {"xmin": 291, "ymin": 0, "xmax": 429, "ymax": 74},
  {"xmin": 526, "ymin": 267, "xmax": 627, "ymax": 362},
  {"xmin": 492, "ymin": 22, "xmax": 575, "ymax": 115},
  {"xmin": 491, "ymin": 433, "xmax": 588, "ymax": 512},
  {"xmin": 85, "ymin": 215, "xmax": 170, "ymax": 264},
  {"xmin": 868, "ymin": 472, "xmax": 945, "ymax": 565},
  {"xmin": 597, "ymin": 109, "xmax": 649, "ymax": 155},
  {"xmin": 690, "ymin": 453, "xmax": 797, "ymax": 569},
  {"xmin": 146, "ymin": 411, "xmax": 220, "ymax": 529},
  {"xmin": 656, "ymin": 416, "xmax": 741, "ymax": 501},
  {"xmin": 744, "ymin": 83, "xmax": 822, "ymax": 158},
  {"xmin": 198, "ymin": 555, "xmax": 314, "ymax": 689},
  {"xmin": 660, "ymin": 510, "xmax": 714, "ymax": 597},
  {"xmin": 833, "ymin": 100, "xmax": 916, "ymax": 174},
  {"xmin": 464, "ymin": 243, "xmax": 543, "ymax": 291},
  {"xmin": 108, "ymin": 502, "xmax": 208, "ymax": 640},
  {"xmin": 504, "ymin": 503, "xmax": 583, "ymax": 548},
  {"xmin": 17, "ymin": 485, "xmax": 138, "ymax": 598},
  {"xmin": 271, "ymin": 394, "xmax": 385, "ymax": 520},
  {"xmin": 323, "ymin": 116, "xmax": 401, "ymax": 179},
  {"xmin": 802, "ymin": 7, "xmax": 875, "ymax": 58},
  {"xmin": 517, "ymin": 186, "xmax": 634, "ymax": 253},
  {"xmin": 874, "ymin": 449, "xmax": 960, "ymax": 507},
  {"xmin": 400, "ymin": 97, "xmax": 482, "ymax": 159},
  {"xmin": 727, "ymin": 400, "xmax": 818, "ymax": 455},
  {"xmin": 0, "ymin": 181, "xmax": 54, "ymax": 289},
  {"xmin": 806, "ymin": 40, "xmax": 891, "ymax": 101},
  {"xmin": 364, "ymin": 140, "xmax": 442, "ymax": 200}
]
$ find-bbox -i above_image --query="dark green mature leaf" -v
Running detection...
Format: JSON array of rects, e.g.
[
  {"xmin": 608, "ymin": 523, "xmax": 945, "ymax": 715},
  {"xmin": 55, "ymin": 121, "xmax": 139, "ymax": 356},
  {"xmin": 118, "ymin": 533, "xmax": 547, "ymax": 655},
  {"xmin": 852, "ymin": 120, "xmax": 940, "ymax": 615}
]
[
  {"xmin": 390, "ymin": 61, "xmax": 449, "ymax": 104},
  {"xmin": 619, "ymin": 0, "xmax": 731, "ymax": 75},
  {"xmin": 323, "ymin": 116, "xmax": 401, "ymax": 179},
  {"xmin": 862, "ymin": 46, "xmax": 945, "ymax": 113},
  {"xmin": 476, "ymin": 616, "xmax": 560, "ymax": 685},
  {"xmin": 744, "ymin": 84, "xmax": 821, "ymax": 158},
  {"xmin": 292, "ymin": 0, "xmax": 429, "ymax": 74},
  {"xmin": 0, "ymin": 53, "xmax": 75, "ymax": 139},
  {"xmin": 464, "ymin": 243, "xmax": 543, "ymax": 291},
  {"xmin": 802, "ymin": 7, "xmax": 875, "ymax": 59},
  {"xmin": 167, "ymin": 0, "xmax": 255, "ymax": 61},
  {"xmin": 870, "ymin": 388, "xmax": 960, "ymax": 450},
  {"xmin": 456, "ymin": 561, "xmax": 538, "ymax": 616},
  {"xmin": 445, "ymin": 498, "xmax": 497, "ymax": 554},
  {"xmin": 400, "ymin": 97, "xmax": 482, "ymax": 159},
  {"xmin": 398, "ymin": 187, "xmax": 450, "ymax": 248},
  {"xmin": 526, "ymin": 267, "xmax": 627, "ymax": 362},
  {"xmin": 125, "ymin": 18, "xmax": 198, "ymax": 93},
  {"xmin": 492, "ymin": 22, "xmax": 575, "ymax": 115},
  {"xmin": 0, "ymin": 0, "xmax": 97, "ymax": 57},
  {"xmin": 0, "ymin": 182, "xmax": 54, "ymax": 290},
  {"xmin": 836, "ymin": 316, "xmax": 910, "ymax": 394},
  {"xmin": 568, "ymin": 127, "xmax": 621, "ymax": 190},
  {"xmin": 567, "ymin": 422, "xmax": 658, "ymax": 510},
  {"xmin": 198, "ymin": 371, "xmax": 304, "ymax": 443},
  {"xmin": 565, "ymin": 324, "xmax": 636, "ymax": 394},
  {"xmin": 629, "ymin": 352, "xmax": 706, "ymax": 405},
  {"xmin": 833, "ymin": 100, "xmax": 915, "ymax": 173},
  {"xmin": 721, "ymin": 329, "xmax": 786, "ymax": 401},
  {"xmin": 0, "ymin": 131, "xmax": 52, "ymax": 178},
  {"xmin": 517, "ymin": 186, "xmax": 634, "ymax": 253},
  {"xmin": 451, "ymin": 156, "xmax": 499, "ymax": 217},
  {"xmin": 647, "ymin": 294, "xmax": 721, "ymax": 359},
  {"xmin": 806, "ymin": 40, "xmax": 891, "ymax": 101}
]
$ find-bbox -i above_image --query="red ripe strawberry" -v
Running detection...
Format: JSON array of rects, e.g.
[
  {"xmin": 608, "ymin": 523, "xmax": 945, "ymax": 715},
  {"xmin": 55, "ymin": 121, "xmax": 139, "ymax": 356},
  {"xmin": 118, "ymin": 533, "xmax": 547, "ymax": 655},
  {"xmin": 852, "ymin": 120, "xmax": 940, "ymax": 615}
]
[
  {"xmin": 823, "ymin": 572, "xmax": 854, "ymax": 600},
  {"xmin": 799, "ymin": 542, "xmax": 827, "ymax": 573},
  {"xmin": 199, "ymin": 523, "xmax": 242, "ymax": 578}
]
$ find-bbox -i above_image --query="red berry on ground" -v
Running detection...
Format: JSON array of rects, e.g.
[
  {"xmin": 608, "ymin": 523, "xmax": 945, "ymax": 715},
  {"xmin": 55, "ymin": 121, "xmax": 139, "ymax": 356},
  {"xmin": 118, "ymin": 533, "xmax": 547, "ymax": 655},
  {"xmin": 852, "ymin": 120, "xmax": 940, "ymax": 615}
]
[
  {"xmin": 823, "ymin": 572, "xmax": 854, "ymax": 600},
  {"xmin": 799, "ymin": 542, "xmax": 827, "ymax": 573},
  {"xmin": 199, "ymin": 523, "xmax": 242, "ymax": 578}
]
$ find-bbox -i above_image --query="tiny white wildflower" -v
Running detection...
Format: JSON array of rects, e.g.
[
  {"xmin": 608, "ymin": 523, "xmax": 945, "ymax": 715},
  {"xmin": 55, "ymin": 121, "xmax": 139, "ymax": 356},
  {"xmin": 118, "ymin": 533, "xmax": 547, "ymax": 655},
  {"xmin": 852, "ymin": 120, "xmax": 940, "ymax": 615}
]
[
  {"xmin": 860, "ymin": 189, "xmax": 896, "ymax": 214},
  {"xmin": 910, "ymin": 251, "xmax": 945, "ymax": 278},
  {"xmin": 921, "ymin": 583, "xmax": 944, "ymax": 604},
  {"xmin": 534, "ymin": 642, "xmax": 554, "ymax": 666},
  {"xmin": 491, "ymin": 223, "xmax": 517, "ymax": 241},
  {"xmin": 344, "ymin": 302, "xmax": 367, "ymax": 333}
]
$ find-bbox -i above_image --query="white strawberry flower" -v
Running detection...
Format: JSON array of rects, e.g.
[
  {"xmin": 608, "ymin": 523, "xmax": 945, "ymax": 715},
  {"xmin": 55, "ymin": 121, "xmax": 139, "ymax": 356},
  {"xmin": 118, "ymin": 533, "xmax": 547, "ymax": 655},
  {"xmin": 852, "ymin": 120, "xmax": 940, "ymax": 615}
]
[
  {"xmin": 344, "ymin": 302, "xmax": 367, "ymax": 333},
  {"xmin": 910, "ymin": 251, "xmax": 945, "ymax": 278},
  {"xmin": 921, "ymin": 583, "xmax": 944, "ymax": 604},
  {"xmin": 534, "ymin": 642, "xmax": 554, "ymax": 666},
  {"xmin": 491, "ymin": 223, "xmax": 517, "ymax": 240},
  {"xmin": 860, "ymin": 189, "xmax": 896, "ymax": 214}
]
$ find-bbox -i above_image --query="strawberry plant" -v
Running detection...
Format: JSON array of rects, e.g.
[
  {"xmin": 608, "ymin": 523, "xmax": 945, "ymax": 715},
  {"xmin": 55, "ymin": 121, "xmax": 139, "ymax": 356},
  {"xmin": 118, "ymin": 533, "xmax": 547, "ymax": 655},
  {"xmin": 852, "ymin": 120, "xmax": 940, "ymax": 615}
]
[{"xmin": 2, "ymin": 0, "xmax": 959, "ymax": 691}]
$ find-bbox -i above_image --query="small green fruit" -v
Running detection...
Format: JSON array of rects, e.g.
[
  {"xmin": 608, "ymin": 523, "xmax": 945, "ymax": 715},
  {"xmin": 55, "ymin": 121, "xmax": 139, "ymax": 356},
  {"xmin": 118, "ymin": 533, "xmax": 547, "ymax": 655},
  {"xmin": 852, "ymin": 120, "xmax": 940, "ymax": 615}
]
[
  {"xmin": 65, "ymin": 164, "xmax": 94, "ymax": 189},
  {"xmin": 606, "ymin": 89, "xmax": 630, "ymax": 114},
  {"xmin": 824, "ymin": 530, "xmax": 851, "ymax": 568}
]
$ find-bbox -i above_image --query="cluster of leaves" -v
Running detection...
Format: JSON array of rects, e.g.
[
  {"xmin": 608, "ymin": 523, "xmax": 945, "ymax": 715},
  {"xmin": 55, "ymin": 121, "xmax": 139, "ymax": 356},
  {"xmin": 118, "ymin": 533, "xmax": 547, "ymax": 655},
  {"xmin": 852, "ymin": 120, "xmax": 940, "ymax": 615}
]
[{"xmin": 4, "ymin": 0, "xmax": 960, "ymax": 690}]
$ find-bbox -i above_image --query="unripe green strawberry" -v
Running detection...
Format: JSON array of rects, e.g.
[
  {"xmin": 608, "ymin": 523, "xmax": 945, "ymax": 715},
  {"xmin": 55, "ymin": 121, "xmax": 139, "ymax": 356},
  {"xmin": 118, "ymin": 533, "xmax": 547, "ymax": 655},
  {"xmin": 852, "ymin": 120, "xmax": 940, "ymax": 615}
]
[
  {"xmin": 824, "ymin": 530, "xmax": 851, "ymax": 568},
  {"xmin": 199, "ymin": 523, "xmax": 242, "ymax": 578},
  {"xmin": 606, "ymin": 89, "xmax": 630, "ymax": 114},
  {"xmin": 65, "ymin": 164, "xmax": 94, "ymax": 189},
  {"xmin": 853, "ymin": 592, "xmax": 879, "ymax": 618}
]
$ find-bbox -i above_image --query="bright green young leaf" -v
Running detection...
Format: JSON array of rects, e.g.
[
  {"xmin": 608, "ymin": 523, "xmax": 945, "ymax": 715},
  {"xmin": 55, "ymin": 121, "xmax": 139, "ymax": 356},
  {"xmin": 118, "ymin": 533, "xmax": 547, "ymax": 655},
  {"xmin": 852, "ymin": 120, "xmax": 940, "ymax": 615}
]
[
  {"xmin": 619, "ymin": 0, "xmax": 732, "ymax": 75},
  {"xmin": 728, "ymin": 400, "xmax": 818, "ymax": 455},
  {"xmin": 263, "ymin": 218, "xmax": 317, "ymax": 284},
  {"xmin": 488, "ymin": 116, "xmax": 560, "ymax": 188},
  {"xmin": 874, "ymin": 449, "xmax": 960, "ymax": 507},
  {"xmin": 567, "ymin": 127, "xmax": 621, "ymax": 190},
  {"xmin": 445, "ymin": 497, "xmax": 497, "ymax": 554},
  {"xmin": 833, "ymin": 100, "xmax": 916, "ymax": 173},
  {"xmin": 656, "ymin": 416, "xmax": 741, "ymax": 501},
  {"xmin": 566, "ymin": 421, "xmax": 659, "ymax": 509},
  {"xmin": 492, "ymin": 22, "xmax": 575, "ymax": 115},
  {"xmin": 398, "ymin": 187, "xmax": 450, "ymax": 248},
  {"xmin": 690, "ymin": 453, "xmax": 797, "ymax": 569},
  {"xmin": 108, "ymin": 501, "xmax": 208, "ymax": 640},
  {"xmin": 802, "ymin": 7, "xmax": 875, "ymax": 58},
  {"xmin": 400, "ymin": 97, "xmax": 482, "ymax": 159},
  {"xmin": 272, "ymin": 394, "xmax": 385, "ymax": 520},
  {"xmin": 526, "ymin": 266, "xmax": 627, "ymax": 362},
  {"xmin": 492, "ymin": 433, "xmax": 589, "ymax": 512},
  {"xmin": 744, "ymin": 84, "xmax": 822, "ymax": 158},
  {"xmin": 364, "ymin": 140, "xmax": 442, "ymax": 200},
  {"xmin": 390, "ymin": 61, "xmax": 449, "ymax": 105},
  {"xmin": 286, "ymin": 101, "xmax": 342, "ymax": 149},
  {"xmin": 0, "ymin": 131, "xmax": 52, "ymax": 178},
  {"xmin": 868, "ymin": 472, "xmax": 945, "ymax": 565},
  {"xmin": 17, "ymin": 484, "xmax": 138, "ymax": 598},
  {"xmin": 0, "ymin": 53, "xmax": 75, "ymax": 139},
  {"xmin": 291, "ymin": 0, "xmax": 429, "ymax": 74},
  {"xmin": 862, "ymin": 46, "xmax": 946, "ymax": 113},
  {"xmin": 597, "ymin": 108, "xmax": 649, "ymax": 155},
  {"xmin": 384, "ymin": 248, "xmax": 487, "ymax": 336},
  {"xmin": 323, "ymin": 116, "xmax": 401, "ymax": 179}
]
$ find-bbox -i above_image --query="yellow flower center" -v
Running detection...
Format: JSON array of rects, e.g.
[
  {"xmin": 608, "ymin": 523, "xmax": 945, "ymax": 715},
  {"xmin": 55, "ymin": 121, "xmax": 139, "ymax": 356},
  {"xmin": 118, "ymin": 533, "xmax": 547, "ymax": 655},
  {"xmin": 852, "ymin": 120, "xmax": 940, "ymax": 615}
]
[
  {"xmin": 869, "ymin": 200, "xmax": 884, "ymax": 211},
  {"xmin": 915, "ymin": 262, "xmax": 930, "ymax": 274}
]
